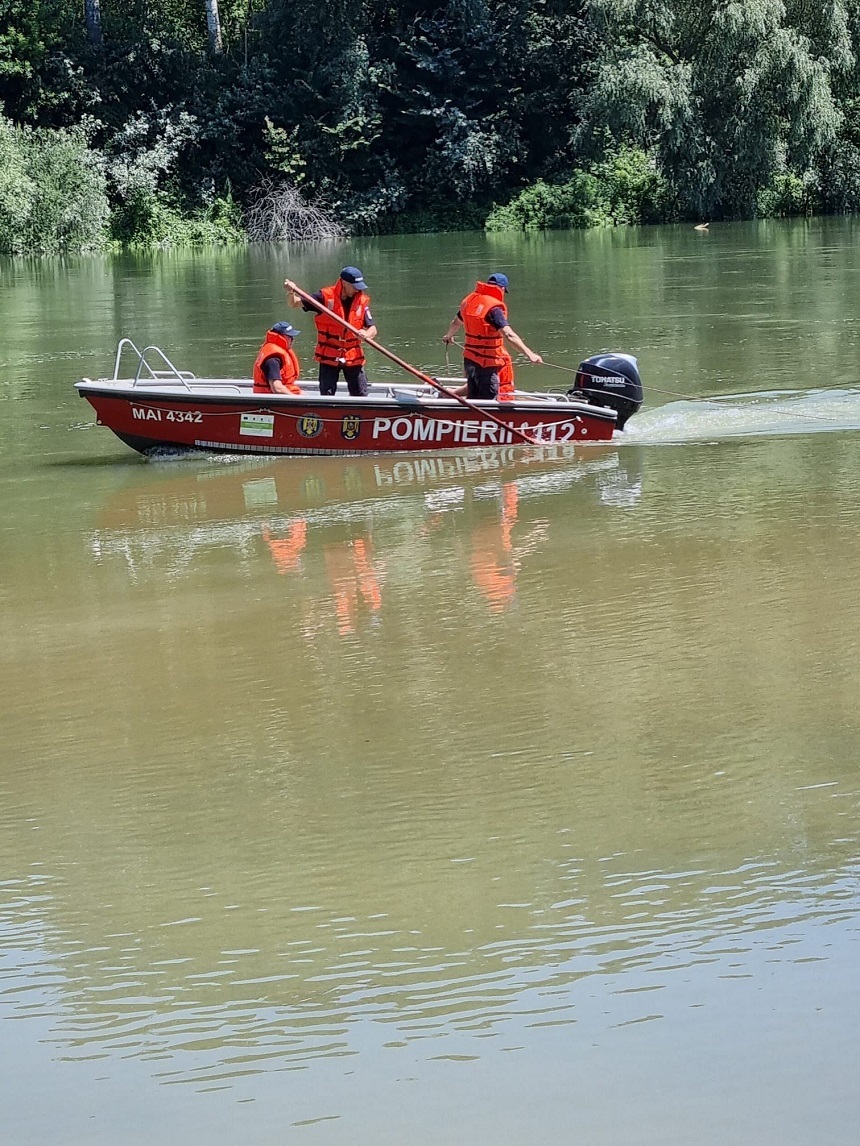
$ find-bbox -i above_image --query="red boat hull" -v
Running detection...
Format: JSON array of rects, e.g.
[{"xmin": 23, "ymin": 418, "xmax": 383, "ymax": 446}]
[{"xmin": 77, "ymin": 386, "xmax": 618, "ymax": 456}]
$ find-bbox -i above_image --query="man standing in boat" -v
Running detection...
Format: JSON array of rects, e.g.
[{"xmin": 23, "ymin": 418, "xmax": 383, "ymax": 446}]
[
  {"xmin": 442, "ymin": 273, "xmax": 543, "ymax": 400},
  {"xmin": 253, "ymin": 322, "xmax": 302, "ymax": 395},
  {"xmin": 286, "ymin": 267, "xmax": 377, "ymax": 396}
]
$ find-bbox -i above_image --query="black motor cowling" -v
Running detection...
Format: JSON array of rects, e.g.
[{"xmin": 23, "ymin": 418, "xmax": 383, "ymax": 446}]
[{"xmin": 568, "ymin": 353, "xmax": 643, "ymax": 431}]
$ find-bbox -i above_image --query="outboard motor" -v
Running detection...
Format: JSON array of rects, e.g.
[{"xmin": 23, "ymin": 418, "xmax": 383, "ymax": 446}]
[{"xmin": 568, "ymin": 353, "xmax": 643, "ymax": 431}]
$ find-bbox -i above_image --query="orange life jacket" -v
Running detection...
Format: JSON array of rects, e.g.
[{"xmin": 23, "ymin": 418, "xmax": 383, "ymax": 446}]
[
  {"xmin": 461, "ymin": 281, "xmax": 508, "ymax": 369},
  {"xmin": 314, "ymin": 284, "xmax": 371, "ymax": 367},
  {"xmin": 253, "ymin": 331, "xmax": 301, "ymax": 394},
  {"xmin": 498, "ymin": 352, "xmax": 515, "ymax": 400}
]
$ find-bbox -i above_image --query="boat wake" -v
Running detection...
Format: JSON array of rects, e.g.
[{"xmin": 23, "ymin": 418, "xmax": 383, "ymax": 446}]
[{"xmin": 624, "ymin": 386, "xmax": 860, "ymax": 444}]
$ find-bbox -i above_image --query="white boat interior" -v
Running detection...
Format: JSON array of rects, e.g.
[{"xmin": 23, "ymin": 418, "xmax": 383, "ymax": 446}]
[{"xmin": 77, "ymin": 338, "xmax": 606, "ymax": 412}]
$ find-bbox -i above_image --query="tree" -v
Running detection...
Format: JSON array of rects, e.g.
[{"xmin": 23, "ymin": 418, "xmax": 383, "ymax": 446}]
[
  {"xmin": 205, "ymin": 0, "xmax": 223, "ymax": 54},
  {"xmin": 579, "ymin": 0, "xmax": 857, "ymax": 218},
  {"xmin": 84, "ymin": 0, "xmax": 102, "ymax": 46}
]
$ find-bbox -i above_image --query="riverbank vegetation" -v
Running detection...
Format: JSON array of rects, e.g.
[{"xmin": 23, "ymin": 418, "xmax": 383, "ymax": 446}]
[{"xmin": 2, "ymin": 0, "xmax": 860, "ymax": 252}]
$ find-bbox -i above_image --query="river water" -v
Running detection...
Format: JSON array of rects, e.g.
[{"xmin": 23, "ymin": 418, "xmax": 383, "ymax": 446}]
[{"xmin": 2, "ymin": 221, "xmax": 860, "ymax": 1143}]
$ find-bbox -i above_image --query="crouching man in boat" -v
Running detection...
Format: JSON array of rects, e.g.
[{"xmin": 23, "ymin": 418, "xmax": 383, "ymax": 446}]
[
  {"xmin": 286, "ymin": 266, "xmax": 378, "ymax": 397},
  {"xmin": 253, "ymin": 322, "xmax": 302, "ymax": 395},
  {"xmin": 442, "ymin": 273, "xmax": 542, "ymax": 400}
]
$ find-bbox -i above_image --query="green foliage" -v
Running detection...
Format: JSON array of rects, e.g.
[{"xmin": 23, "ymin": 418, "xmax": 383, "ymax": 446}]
[
  {"xmin": 105, "ymin": 110, "xmax": 200, "ymax": 243},
  {"xmin": 756, "ymin": 172, "xmax": 815, "ymax": 217},
  {"xmin": 0, "ymin": 115, "xmax": 108, "ymax": 253},
  {"xmin": 486, "ymin": 175, "xmax": 604, "ymax": 230},
  {"xmin": 486, "ymin": 147, "xmax": 671, "ymax": 230},
  {"xmin": 580, "ymin": 0, "xmax": 855, "ymax": 218},
  {"xmin": 112, "ymin": 191, "xmax": 245, "ymax": 249},
  {"xmin": 813, "ymin": 97, "xmax": 860, "ymax": 213},
  {"xmin": 336, "ymin": 170, "xmax": 409, "ymax": 235},
  {"xmin": 250, "ymin": 0, "xmax": 596, "ymax": 231},
  {"xmin": 0, "ymin": 118, "xmax": 34, "ymax": 245},
  {"xmin": 2, "ymin": 0, "xmax": 860, "ymax": 248},
  {"xmin": 364, "ymin": 202, "xmax": 489, "ymax": 235},
  {"xmin": 100, "ymin": 103, "xmax": 246, "ymax": 247},
  {"xmin": 263, "ymin": 118, "xmax": 306, "ymax": 184},
  {"xmin": 590, "ymin": 146, "xmax": 673, "ymax": 224},
  {"xmin": 0, "ymin": 1, "xmax": 75, "ymax": 121}
]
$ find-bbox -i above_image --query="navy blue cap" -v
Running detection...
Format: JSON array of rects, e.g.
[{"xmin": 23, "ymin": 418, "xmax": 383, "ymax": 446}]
[
  {"xmin": 271, "ymin": 321, "xmax": 300, "ymax": 338},
  {"xmin": 488, "ymin": 272, "xmax": 509, "ymax": 292},
  {"xmin": 340, "ymin": 266, "xmax": 368, "ymax": 290}
]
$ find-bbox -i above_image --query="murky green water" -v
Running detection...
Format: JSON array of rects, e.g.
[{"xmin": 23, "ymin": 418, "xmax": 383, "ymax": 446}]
[{"xmin": 2, "ymin": 222, "xmax": 860, "ymax": 1143}]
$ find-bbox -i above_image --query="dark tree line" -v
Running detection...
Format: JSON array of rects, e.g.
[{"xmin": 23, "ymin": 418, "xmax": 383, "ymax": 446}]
[{"xmin": 2, "ymin": 0, "xmax": 860, "ymax": 251}]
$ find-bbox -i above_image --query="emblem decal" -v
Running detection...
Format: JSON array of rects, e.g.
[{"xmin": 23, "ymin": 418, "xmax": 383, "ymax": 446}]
[
  {"xmin": 297, "ymin": 414, "xmax": 323, "ymax": 439},
  {"xmin": 341, "ymin": 415, "xmax": 361, "ymax": 441}
]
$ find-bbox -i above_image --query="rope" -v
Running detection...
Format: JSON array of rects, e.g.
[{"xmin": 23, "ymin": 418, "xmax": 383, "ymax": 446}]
[
  {"xmin": 535, "ymin": 353, "xmax": 860, "ymax": 412},
  {"xmin": 515, "ymin": 350, "xmax": 860, "ymax": 429}
]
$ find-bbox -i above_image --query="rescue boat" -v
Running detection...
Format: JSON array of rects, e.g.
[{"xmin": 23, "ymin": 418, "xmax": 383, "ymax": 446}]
[{"xmin": 76, "ymin": 340, "xmax": 643, "ymax": 458}]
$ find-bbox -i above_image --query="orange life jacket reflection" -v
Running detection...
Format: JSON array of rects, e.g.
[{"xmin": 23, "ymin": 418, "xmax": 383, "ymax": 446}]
[
  {"xmin": 325, "ymin": 537, "xmax": 384, "ymax": 635},
  {"xmin": 314, "ymin": 284, "xmax": 371, "ymax": 367},
  {"xmin": 461, "ymin": 281, "xmax": 507, "ymax": 369},
  {"xmin": 470, "ymin": 483, "xmax": 518, "ymax": 613},
  {"xmin": 253, "ymin": 331, "xmax": 301, "ymax": 394},
  {"xmin": 262, "ymin": 519, "xmax": 307, "ymax": 573}
]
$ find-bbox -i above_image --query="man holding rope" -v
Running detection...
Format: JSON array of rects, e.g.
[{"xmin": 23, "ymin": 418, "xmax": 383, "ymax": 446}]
[
  {"xmin": 442, "ymin": 273, "xmax": 543, "ymax": 400},
  {"xmin": 286, "ymin": 266, "xmax": 377, "ymax": 396}
]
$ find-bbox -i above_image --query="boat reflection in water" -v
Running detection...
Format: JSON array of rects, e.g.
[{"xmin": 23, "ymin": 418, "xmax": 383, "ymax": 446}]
[{"xmin": 92, "ymin": 442, "xmax": 644, "ymax": 633}]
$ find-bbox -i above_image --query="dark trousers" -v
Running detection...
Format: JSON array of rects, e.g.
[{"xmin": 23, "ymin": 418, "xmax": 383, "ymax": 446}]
[
  {"xmin": 318, "ymin": 363, "xmax": 369, "ymax": 396},
  {"xmin": 465, "ymin": 358, "xmax": 500, "ymax": 400}
]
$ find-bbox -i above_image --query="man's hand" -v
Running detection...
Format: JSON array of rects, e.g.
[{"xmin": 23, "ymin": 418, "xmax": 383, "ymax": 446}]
[
  {"xmin": 527, "ymin": 351, "xmax": 543, "ymax": 365},
  {"xmin": 442, "ymin": 317, "xmax": 462, "ymax": 345}
]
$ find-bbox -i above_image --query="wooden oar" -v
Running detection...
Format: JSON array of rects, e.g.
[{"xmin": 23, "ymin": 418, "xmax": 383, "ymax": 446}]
[{"xmin": 284, "ymin": 279, "xmax": 539, "ymax": 446}]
